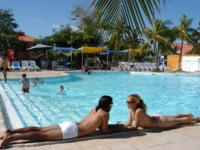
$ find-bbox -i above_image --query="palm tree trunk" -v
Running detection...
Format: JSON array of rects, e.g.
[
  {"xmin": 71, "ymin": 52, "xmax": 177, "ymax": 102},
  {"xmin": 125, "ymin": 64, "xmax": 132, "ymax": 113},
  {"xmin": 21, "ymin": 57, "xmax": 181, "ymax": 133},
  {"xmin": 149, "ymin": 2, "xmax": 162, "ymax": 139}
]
[
  {"xmin": 154, "ymin": 40, "xmax": 159, "ymax": 69},
  {"xmin": 178, "ymin": 39, "xmax": 184, "ymax": 70}
]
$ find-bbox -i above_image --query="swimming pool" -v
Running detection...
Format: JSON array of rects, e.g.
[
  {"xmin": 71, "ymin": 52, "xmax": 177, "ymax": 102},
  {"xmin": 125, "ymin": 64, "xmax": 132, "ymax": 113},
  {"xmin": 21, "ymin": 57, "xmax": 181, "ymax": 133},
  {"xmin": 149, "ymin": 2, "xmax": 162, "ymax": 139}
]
[{"xmin": 1, "ymin": 72, "xmax": 200, "ymax": 129}]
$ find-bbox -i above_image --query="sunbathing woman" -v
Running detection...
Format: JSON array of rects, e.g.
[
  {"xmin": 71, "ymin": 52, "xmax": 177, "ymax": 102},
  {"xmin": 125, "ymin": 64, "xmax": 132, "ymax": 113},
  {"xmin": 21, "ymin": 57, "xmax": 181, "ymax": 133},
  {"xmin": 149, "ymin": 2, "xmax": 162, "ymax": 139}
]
[{"xmin": 122, "ymin": 94, "xmax": 200, "ymax": 130}]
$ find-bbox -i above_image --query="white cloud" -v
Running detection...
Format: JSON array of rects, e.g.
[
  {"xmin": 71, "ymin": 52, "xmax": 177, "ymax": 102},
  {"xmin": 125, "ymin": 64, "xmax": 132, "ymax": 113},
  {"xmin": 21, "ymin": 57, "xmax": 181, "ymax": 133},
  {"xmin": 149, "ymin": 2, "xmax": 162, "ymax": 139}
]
[
  {"xmin": 70, "ymin": 25, "xmax": 79, "ymax": 31},
  {"xmin": 52, "ymin": 24, "xmax": 61, "ymax": 29}
]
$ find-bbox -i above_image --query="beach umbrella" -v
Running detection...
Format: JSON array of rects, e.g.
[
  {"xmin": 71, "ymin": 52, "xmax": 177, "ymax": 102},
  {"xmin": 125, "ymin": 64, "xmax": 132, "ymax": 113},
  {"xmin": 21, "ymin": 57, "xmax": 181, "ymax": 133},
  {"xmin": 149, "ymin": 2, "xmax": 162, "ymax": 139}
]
[
  {"xmin": 27, "ymin": 44, "xmax": 53, "ymax": 51},
  {"xmin": 27, "ymin": 44, "xmax": 53, "ymax": 62}
]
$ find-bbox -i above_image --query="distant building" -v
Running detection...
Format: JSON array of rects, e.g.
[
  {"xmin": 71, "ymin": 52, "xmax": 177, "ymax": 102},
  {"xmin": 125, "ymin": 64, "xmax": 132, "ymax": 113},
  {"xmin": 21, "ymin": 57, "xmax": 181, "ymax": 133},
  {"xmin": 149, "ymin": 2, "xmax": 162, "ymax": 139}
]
[
  {"xmin": 7, "ymin": 31, "xmax": 37, "ymax": 66},
  {"xmin": 172, "ymin": 43, "xmax": 193, "ymax": 55}
]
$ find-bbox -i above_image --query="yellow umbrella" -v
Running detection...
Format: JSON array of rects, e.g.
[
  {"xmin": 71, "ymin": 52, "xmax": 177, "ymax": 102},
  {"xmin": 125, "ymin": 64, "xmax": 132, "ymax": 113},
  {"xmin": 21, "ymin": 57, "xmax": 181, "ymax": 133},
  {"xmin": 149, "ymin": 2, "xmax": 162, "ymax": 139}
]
[
  {"xmin": 77, "ymin": 46, "xmax": 107, "ymax": 66},
  {"xmin": 124, "ymin": 49, "xmax": 149, "ymax": 55},
  {"xmin": 77, "ymin": 46, "xmax": 107, "ymax": 54}
]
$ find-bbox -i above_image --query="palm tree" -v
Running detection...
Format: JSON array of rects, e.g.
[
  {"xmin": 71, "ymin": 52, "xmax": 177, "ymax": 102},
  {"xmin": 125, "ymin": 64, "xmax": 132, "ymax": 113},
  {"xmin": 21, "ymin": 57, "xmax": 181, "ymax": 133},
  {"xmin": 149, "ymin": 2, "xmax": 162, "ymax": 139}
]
[
  {"xmin": 91, "ymin": 0, "xmax": 166, "ymax": 37},
  {"xmin": 173, "ymin": 14, "xmax": 195, "ymax": 70},
  {"xmin": 188, "ymin": 21, "xmax": 200, "ymax": 54},
  {"xmin": 124, "ymin": 29, "xmax": 144, "ymax": 61},
  {"xmin": 142, "ymin": 19, "xmax": 172, "ymax": 69}
]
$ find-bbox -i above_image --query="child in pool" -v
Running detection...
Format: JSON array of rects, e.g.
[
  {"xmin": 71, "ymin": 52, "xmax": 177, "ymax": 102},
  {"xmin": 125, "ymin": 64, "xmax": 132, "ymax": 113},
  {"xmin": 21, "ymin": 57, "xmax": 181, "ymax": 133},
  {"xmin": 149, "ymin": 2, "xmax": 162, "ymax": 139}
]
[
  {"xmin": 19, "ymin": 73, "xmax": 30, "ymax": 94},
  {"xmin": 30, "ymin": 81, "xmax": 36, "ymax": 87},
  {"xmin": 57, "ymin": 85, "xmax": 66, "ymax": 94}
]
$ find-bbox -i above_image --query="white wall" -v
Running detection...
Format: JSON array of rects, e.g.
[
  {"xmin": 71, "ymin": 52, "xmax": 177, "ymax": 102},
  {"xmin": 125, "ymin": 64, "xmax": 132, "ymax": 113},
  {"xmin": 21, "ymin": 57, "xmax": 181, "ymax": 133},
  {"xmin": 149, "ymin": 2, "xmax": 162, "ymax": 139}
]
[{"xmin": 182, "ymin": 56, "xmax": 200, "ymax": 72}]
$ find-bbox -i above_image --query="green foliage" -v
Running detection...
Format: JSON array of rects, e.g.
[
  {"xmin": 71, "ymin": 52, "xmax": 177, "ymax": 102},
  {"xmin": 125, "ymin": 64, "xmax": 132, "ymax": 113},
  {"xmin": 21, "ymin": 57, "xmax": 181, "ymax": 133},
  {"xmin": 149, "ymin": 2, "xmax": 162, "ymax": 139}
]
[
  {"xmin": 152, "ymin": 68, "xmax": 162, "ymax": 72},
  {"xmin": 173, "ymin": 14, "xmax": 195, "ymax": 69},
  {"xmin": 91, "ymin": 0, "xmax": 164, "ymax": 37},
  {"xmin": 174, "ymin": 69, "xmax": 184, "ymax": 72},
  {"xmin": 142, "ymin": 19, "xmax": 173, "ymax": 69},
  {"xmin": 38, "ymin": 1, "xmax": 101, "ymax": 49},
  {"xmin": 0, "ymin": 9, "xmax": 21, "ymax": 53},
  {"xmin": 188, "ymin": 21, "xmax": 200, "ymax": 54},
  {"xmin": 0, "ymin": 9, "xmax": 18, "ymax": 34},
  {"xmin": 0, "ymin": 34, "xmax": 22, "ymax": 54}
]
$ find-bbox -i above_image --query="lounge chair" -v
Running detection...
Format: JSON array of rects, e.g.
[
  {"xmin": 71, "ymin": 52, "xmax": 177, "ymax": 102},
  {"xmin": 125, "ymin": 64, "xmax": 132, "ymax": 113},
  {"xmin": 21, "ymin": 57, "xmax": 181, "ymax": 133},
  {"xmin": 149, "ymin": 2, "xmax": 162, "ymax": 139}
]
[
  {"xmin": 41, "ymin": 60, "xmax": 48, "ymax": 69},
  {"xmin": 21, "ymin": 60, "xmax": 33, "ymax": 71},
  {"xmin": 148, "ymin": 63, "xmax": 156, "ymax": 71},
  {"xmin": 134, "ymin": 62, "xmax": 141, "ymax": 71},
  {"xmin": 51, "ymin": 61, "xmax": 59, "ymax": 70},
  {"xmin": 144, "ymin": 62, "xmax": 152, "ymax": 71},
  {"xmin": 10, "ymin": 61, "xmax": 22, "ymax": 71},
  {"xmin": 124, "ymin": 62, "xmax": 131, "ymax": 71},
  {"xmin": 139, "ymin": 62, "xmax": 148, "ymax": 71},
  {"xmin": 29, "ymin": 60, "xmax": 40, "ymax": 71}
]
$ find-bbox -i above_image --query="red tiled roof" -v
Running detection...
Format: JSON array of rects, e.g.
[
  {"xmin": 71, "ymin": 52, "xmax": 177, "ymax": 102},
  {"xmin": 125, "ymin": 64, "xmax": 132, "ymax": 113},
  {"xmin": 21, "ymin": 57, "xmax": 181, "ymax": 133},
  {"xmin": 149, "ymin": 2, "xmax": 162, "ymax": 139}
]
[
  {"xmin": 172, "ymin": 43, "xmax": 193, "ymax": 54},
  {"xmin": 18, "ymin": 35, "xmax": 36, "ymax": 42}
]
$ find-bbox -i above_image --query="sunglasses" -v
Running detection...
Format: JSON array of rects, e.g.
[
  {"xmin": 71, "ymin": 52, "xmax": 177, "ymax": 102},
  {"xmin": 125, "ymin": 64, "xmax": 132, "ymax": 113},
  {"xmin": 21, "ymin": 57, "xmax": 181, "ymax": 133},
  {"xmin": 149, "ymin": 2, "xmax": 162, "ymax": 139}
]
[{"xmin": 126, "ymin": 101, "xmax": 135, "ymax": 104}]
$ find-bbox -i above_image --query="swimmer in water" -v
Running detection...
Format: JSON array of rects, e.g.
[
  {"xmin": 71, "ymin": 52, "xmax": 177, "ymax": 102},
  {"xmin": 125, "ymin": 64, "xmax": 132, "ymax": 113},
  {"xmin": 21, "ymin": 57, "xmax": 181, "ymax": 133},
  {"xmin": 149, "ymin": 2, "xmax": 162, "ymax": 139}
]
[{"xmin": 57, "ymin": 85, "xmax": 66, "ymax": 94}]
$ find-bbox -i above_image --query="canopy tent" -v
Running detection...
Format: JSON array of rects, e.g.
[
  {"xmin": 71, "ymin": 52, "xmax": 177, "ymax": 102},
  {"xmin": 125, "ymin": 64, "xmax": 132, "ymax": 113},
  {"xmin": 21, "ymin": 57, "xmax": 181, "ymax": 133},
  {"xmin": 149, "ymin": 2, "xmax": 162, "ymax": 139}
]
[
  {"xmin": 106, "ymin": 50, "xmax": 128, "ymax": 54},
  {"xmin": 77, "ymin": 46, "xmax": 107, "ymax": 66},
  {"xmin": 54, "ymin": 47, "xmax": 78, "ymax": 51},
  {"xmin": 77, "ymin": 46, "xmax": 106, "ymax": 54},
  {"xmin": 26, "ymin": 44, "xmax": 53, "ymax": 62},
  {"xmin": 27, "ymin": 44, "xmax": 53, "ymax": 51},
  {"xmin": 123, "ymin": 49, "xmax": 149, "ymax": 54}
]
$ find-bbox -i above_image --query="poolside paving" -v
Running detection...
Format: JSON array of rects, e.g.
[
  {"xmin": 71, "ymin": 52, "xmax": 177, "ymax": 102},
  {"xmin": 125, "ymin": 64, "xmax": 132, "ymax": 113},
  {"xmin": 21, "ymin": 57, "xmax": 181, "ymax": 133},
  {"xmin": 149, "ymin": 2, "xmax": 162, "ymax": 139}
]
[{"xmin": 0, "ymin": 70, "xmax": 200, "ymax": 149}]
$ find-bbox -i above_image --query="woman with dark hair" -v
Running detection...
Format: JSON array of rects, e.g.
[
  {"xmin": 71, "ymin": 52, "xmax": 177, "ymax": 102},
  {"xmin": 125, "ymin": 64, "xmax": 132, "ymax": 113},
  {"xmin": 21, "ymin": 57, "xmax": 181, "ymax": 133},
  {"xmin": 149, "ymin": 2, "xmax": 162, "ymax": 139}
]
[
  {"xmin": 0, "ymin": 95, "xmax": 117, "ymax": 148},
  {"xmin": 96, "ymin": 95, "xmax": 113, "ymax": 112},
  {"xmin": 122, "ymin": 94, "xmax": 200, "ymax": 130}
]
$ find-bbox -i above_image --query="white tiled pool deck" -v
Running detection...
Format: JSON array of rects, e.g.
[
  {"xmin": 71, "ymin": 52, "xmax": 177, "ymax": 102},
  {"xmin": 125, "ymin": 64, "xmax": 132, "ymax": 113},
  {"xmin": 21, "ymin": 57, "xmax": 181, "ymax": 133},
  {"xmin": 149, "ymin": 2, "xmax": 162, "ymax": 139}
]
[{"xmin": 0, "ymin": 70, "xmax": 200, "ymax": 150}]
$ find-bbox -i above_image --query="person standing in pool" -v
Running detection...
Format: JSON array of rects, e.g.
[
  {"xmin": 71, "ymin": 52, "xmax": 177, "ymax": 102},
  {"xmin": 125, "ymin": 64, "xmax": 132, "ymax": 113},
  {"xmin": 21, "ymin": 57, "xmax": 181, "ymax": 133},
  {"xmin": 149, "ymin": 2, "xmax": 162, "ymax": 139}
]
[
  {"xmin": 0, "ymin": 95, "xmax": 120, "ymax": 148},
  {"xmin": 81, "ymin": 63, "xmax": 92, "ymax": 75},
  {"xmin": 0, "ymin": 53, "xmax": 8, "ymax": 83},
  {"xmin": 120, "ymin": 94, "xmax": 200, "ymax": 130},
  {"xmin": 19, "ymin": 73, "xmax": 30, "ymax": 93}
]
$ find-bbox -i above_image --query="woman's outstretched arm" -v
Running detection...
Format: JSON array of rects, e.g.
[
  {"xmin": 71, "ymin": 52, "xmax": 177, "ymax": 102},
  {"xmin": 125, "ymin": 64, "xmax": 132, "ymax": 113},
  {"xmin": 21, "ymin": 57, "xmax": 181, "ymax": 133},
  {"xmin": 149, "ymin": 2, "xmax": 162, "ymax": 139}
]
[{"xmin": 124, "ymin": 109, "xmax": 145, "ymax": 130}]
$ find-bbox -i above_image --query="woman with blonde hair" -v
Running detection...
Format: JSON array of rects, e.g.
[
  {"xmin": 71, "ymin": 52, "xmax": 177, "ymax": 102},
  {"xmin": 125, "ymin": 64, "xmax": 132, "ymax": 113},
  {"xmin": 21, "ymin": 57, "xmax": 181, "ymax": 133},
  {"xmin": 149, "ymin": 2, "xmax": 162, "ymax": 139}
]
[{"xmin": 123, "ymin": 94, "xmax": 200, "ymax": 130}]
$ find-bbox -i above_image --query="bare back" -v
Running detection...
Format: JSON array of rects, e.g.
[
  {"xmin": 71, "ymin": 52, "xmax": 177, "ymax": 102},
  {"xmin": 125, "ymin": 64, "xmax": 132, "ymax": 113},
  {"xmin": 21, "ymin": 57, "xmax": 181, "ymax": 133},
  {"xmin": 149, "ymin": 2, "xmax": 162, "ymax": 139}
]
[
  {"xmin": 131, "ymin": 108, "xmax": 159, "ymax": 129},
  {"xmin": 76, "ymin": 108, "xmax": 109, "ymax": 137}
]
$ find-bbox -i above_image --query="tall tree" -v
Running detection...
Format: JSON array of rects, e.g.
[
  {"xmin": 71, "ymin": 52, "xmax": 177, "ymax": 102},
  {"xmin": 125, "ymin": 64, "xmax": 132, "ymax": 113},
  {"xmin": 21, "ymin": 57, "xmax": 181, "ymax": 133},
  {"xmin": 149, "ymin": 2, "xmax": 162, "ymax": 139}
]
[
  {"xmin": 142, "ymin": 19, "xmax": 172, "ymax": 69},
  {"xmin": 70, "ymin": 0, "xmax": 100, "ymax": 46},
  {"xmin": 0, "ymin": 9, "xmax": 20, "ymax": 53},
  {"xmin": 0, "ymin": 9, "xmax": 18, "ymax": 34},
  {"xmin": 173, "ymin": 14, "xmax": 195, "ymax": 70},
  {"xmin": 188, "ymin": 21, "xmax": 200, "ymax": 54}
]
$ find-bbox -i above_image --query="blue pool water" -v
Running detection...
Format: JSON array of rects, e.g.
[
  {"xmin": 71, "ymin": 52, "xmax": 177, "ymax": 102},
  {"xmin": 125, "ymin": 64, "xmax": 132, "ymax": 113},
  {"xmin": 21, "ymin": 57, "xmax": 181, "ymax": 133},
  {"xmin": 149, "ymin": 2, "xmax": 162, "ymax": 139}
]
[{"xmin": 1, "ymin": 72, "xmax": 200, "ymax": 129}]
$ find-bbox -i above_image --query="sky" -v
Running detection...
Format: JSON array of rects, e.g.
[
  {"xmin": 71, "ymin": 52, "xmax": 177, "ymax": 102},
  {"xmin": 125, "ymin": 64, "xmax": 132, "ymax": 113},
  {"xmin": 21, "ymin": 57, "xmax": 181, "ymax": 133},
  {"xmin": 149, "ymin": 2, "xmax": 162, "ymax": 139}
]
[{"xmin": 1, "ymin": 0, "xmax": 200, "ymax": 39}]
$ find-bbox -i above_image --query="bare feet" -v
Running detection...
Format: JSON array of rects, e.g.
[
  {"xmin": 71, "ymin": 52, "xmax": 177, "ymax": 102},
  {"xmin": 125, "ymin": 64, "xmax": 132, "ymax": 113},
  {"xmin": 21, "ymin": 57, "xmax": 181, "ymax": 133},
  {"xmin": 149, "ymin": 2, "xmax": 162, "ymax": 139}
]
[
  {"xmin": 195, "ymin": 116, "xmax": 200, "ymax": 122},
  {"xmin": 188, "ymin": 112, "xmax": 193, "ymax": 117},
  {"xmin": 0, "ymin": 129, "xmax": 10, "ymax": 139},
  {"xmin": 0, "ymin": 133, "xmax": 11, "ymax": 149}
]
